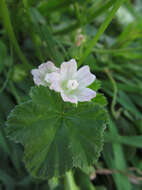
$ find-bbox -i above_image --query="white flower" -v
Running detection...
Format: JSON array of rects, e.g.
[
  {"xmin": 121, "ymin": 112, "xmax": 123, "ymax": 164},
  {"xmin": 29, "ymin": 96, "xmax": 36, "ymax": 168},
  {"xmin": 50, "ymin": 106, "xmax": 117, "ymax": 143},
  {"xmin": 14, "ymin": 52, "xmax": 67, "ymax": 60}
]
[
  {"xmin": 46, "ymin": 59, "xmax": 96, "ymax": 104},
  {"xmin": 31, "ymin": 61, "xmax": 59, "ymax": 87}
]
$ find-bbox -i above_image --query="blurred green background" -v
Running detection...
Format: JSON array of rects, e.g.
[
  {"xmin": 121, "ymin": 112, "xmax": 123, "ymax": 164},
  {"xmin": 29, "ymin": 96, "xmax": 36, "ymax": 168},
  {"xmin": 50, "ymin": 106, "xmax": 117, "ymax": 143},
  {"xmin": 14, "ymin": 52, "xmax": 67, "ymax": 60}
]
[{"xmin": 0, "ymin": 0, "xmax": 142, "ymax": 189}]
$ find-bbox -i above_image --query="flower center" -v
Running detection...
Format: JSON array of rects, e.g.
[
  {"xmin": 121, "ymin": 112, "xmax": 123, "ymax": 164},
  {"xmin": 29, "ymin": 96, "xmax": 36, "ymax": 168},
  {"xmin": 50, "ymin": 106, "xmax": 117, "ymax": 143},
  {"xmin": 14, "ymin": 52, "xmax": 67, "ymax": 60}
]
[{"xmin": 67, "ymin": 80, "xmax": 79, "ymax": 90}]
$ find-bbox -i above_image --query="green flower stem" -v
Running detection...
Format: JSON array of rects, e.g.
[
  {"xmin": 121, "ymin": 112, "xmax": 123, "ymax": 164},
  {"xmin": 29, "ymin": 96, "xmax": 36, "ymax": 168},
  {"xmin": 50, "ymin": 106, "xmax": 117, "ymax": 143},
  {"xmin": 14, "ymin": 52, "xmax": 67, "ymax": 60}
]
[
  {"xmin": 79, "ymin": 0, "xmax": 125, "ymax": 65},
  {"xmin": 53, "ymin": 0, "xmax": 115, "ymax": 35},
  {"xmin": 0, "ymin": 0, "xmax": 30, "ymax": 70},
  {"xmin": 64, "ymin": 171, "xmax": 80, "ymax": 190}
]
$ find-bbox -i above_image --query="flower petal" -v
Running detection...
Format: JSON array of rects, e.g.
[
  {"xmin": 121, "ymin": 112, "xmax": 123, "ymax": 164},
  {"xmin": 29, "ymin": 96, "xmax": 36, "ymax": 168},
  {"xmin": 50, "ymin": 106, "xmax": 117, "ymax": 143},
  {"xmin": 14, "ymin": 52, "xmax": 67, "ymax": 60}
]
[
  {"xmin": 60, "ymin": 59, "xmax": 77, "ymax": 81},
  {"xmin": 39, "ymin": 61, "xmax": 59, "ymax": 73},
  {"xmin": 31, "ymin": 69, "xmax": 45, "ymax": 86},
  {"xmin": 45, "ymin": 72, "xmax": 61, "ymax": 92},
  {"xmin": 76, "ymin": 88, "xmax": 96, "ymax": 102},
  {"xmin": 76, "ymin": 66, "xmax": 96, "ymax": 87},
  {"xmin": 61, "ymin": 92, "xmax": 78, "ymax": 104},
  {"xmin": 31, "ymin": 61, "xmax": 59, "ymax": 87}
]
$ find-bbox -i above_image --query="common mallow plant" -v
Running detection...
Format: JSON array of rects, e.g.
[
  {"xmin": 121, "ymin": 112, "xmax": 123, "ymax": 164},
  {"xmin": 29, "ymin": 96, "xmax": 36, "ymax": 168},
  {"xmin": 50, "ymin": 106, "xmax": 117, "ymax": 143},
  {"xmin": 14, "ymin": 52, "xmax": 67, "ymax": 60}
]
[
  {"xmin": 6, "ymin": 58, "xmax": 108, "ymax": 179},
  {"xmin": 32, "ymin": 59, "xmax": 96, "ymax": 104}
]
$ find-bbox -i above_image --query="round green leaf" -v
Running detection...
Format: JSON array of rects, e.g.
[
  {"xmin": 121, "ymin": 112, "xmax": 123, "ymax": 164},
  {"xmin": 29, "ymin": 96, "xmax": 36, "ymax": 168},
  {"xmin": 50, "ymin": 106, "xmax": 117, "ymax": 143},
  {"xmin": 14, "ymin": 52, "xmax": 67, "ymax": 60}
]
[{"xmin": 6, "ymin": 86, "xmax": 108, "ymax": 179}]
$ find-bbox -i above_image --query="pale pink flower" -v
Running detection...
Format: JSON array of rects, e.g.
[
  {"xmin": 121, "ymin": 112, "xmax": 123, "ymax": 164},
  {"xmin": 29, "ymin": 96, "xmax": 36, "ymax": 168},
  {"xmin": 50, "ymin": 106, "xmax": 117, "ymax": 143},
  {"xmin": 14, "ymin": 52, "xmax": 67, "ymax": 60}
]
[
  {"xmin": 46, "ymin": 59, "xmax": 96, "ymax": 104},
  {"xmin": 31, "ymin": 61, "xmax": 59, "ymax": 87}
]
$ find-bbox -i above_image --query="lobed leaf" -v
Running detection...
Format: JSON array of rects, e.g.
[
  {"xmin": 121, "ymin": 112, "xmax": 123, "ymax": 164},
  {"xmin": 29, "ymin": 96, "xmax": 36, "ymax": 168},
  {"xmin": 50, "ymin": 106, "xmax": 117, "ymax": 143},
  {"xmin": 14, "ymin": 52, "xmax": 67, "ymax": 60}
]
[{"xmin": 6, "ymin": 86, "xmax": 108, "ymax": 179}]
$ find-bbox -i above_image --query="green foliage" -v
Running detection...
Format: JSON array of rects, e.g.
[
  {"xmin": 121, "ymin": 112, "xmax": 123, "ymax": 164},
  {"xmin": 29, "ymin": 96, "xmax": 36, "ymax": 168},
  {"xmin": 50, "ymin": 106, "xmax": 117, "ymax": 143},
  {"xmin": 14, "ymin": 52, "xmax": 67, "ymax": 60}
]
[
  {"xmin": 103, "ymin": 120, "xmax": 132, "ymax": 190},
  {"xmin": 0, "ymin": 41, "xmax": 7, "ymax": 73},
  {"xmin": 6, "ymin": 86, "xmax": 108, "ymax": 179},
  {"xmin": 105, "ymin": 132, "xmax": 142, "ymax": 148},
  {"xmin": 1, "ymin": 0, "xmax": 142, "ymax": 189}
]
